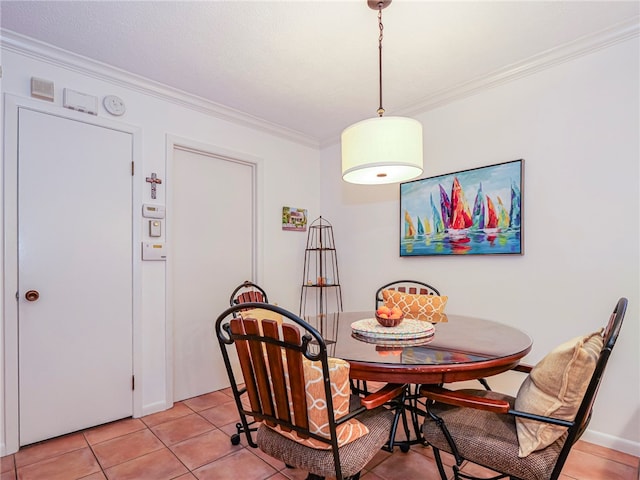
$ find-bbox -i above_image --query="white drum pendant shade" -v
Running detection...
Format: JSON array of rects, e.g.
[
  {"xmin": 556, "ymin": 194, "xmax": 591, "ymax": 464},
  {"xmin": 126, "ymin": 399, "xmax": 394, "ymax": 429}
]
[{"xmin": 341, "ymin": 116, "xmax": 423, "ymax": 184}]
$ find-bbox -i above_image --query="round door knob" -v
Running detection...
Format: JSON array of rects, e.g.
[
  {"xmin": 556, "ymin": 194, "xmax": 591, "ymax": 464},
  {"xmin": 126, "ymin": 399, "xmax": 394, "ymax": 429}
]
[{"xmin": 25, "ymin": 290, "xmax": 40, "ymax": 302}]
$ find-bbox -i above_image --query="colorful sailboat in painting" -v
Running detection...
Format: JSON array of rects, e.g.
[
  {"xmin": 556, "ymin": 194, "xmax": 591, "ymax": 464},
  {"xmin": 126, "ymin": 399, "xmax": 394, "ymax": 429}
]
[
  {"xmin": 430, "ymin": 193, "xmax": 445, "ymax": 234},
  {"xmin": 472, "ymin": 182, "xmax": 486, "ymax": 229},
  {"xmin": 449, "ymin": 177, "xmax": 473, "ymax": 231},
  {"xmin": 509, "ymin": 181, "xmax": 521, "ymax": 228},
  {"xmin": 484, "ymin": 195, "xmax": 499, "ymax": 237},
  {"xmin": 439, "ymin": 185, "xmax": 451, "ymax": 230},
  {"xmin": 423, "ymin": 216, "xmax": 432, "ymax": 235},
  {"xmin": 496, "ymin": 196, "xmax": 510, "ymax": 228},
  {"xmin": 404, "ymin": 210, "xmax": 416, "ymax": 239},
  {"xmin": 416, "ymin": 217, "xmax": 425, "ymax": 238}
]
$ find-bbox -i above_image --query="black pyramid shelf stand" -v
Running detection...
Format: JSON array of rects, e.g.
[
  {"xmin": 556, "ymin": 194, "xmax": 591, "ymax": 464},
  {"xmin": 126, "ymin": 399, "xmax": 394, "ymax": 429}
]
[{"xmin": 299, "ymin": 217, "xmax": 343, "ymax": 337}]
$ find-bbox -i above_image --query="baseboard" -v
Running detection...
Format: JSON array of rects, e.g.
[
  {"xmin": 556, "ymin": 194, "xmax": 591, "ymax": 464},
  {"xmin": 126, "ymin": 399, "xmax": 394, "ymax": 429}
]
[
  {"xmin": 582, "ymin": 429, "xmax": 640, "ymax": 457},
  {"xmin": 140, "ymin": 400, "xmax": 173, "ymax": 418}
]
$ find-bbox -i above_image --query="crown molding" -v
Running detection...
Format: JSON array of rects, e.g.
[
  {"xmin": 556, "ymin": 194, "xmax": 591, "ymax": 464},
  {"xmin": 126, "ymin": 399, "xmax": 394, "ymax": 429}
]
[
  {"xmin": 0, "ymin": 29, "xmax": 320, "ymax": 149},
  {"xmin": 320, "ymin": 16, "xmax": 639, "ymax": 148},
  {"xmin": 396, "ymin": 16, "xmax": 640, "ymax": 119}
]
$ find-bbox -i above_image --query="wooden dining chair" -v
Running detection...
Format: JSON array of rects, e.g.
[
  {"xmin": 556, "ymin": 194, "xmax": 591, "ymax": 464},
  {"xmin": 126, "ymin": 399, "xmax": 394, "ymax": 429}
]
[
  {"xmin": 376, "ymin": 280, "xmax": 490, "ymax": 387},
  {"xmin": 229, "ymin": 280, "xmax": 269, "ymax": 307},
  {"xmin": 374, "ymin": 280, "xmax": 440, "ymax": 310},
  {"xmin": 419, "ymin": 297, "xmax": 628, "ymax": 480},
  {"xmin": 370, "ymin": 280, "xmax": 442, "ymax": 451},
  {"xmin": 216, "ymin": 302, "xmax": 404, "ymax": 480},
  {"xmin": 373, "ymin": 280, "xmax": 491, "ymax": 452}
]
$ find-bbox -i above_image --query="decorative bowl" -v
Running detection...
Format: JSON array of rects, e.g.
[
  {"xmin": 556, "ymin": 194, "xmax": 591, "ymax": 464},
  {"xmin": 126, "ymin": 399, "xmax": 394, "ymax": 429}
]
[{"xmin": 375, "ymin": 313, "xmax": 404, "ymax": 328}]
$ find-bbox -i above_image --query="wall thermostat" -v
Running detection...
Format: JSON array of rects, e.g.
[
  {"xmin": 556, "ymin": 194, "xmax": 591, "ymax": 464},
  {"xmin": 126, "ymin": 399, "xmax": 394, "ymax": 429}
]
[
  {"xmin": 142, "ymin": 204, "xmax": 165, "ymax": 219},
  {"xmin": 103, "ymin": 95, "xmax": 126, "ymax": 116}
]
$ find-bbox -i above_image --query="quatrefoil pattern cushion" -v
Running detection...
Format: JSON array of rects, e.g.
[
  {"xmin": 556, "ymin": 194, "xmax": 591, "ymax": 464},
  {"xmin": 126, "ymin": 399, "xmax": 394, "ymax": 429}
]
[
  {"xmin": 270, "ymin": 356, "xmax": 369, "ymax": 449},
  {"xmin": 383, "ymin": 290, "xmax": 448, "ymax": 319}
]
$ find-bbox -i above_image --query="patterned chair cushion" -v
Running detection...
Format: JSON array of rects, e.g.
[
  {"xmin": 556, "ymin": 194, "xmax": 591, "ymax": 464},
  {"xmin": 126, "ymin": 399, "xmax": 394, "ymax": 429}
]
[
  {"xmin": 268, "ymin": 357, "xmax": 369, "ymax": 449},
  {"xmin": 259, "ymin": 397, "xmax": 394, "ymax": 478},
  {"xmin": 515, "ymin": 330, "xmax": 603, "ymax": 457},
  {"xmin": 423, "ymin": 389, "xmax": 565, "ymax": 480},
  {"xmin": 383, "ymin": 290, "xmax": 448, "ymax": 319}
]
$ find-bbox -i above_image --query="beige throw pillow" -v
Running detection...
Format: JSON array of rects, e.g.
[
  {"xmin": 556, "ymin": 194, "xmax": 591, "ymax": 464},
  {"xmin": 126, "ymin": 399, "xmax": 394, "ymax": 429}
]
[{"xmin": 514, "ymin": 330, "xmax": 603, "ymax": 457}]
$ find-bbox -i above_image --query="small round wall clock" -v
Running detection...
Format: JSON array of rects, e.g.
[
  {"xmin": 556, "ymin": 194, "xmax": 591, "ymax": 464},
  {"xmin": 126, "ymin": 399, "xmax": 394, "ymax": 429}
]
[{"xmin": 103, "ymin": 95, "xmax": 126, "ymax": 116}]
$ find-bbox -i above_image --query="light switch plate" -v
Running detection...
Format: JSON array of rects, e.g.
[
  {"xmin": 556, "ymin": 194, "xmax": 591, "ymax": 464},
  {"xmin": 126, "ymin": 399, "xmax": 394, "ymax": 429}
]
[
  {"xmin": 63, "ymin": 88, "xmax": 97, "ymax": 115},
  {"xmin": 142, "ymin": 242, "xmax": 166, "ymax": 260},
  {"xmin": 149, "ymin": 220, "xmax": 161, "ymax": 237}
]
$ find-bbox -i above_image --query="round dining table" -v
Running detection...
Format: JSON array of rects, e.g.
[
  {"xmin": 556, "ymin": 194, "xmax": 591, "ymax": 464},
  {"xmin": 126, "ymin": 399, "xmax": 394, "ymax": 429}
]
[{"xmin": 310, "ymin": 311, "xmax": 533, "ymax": 385}]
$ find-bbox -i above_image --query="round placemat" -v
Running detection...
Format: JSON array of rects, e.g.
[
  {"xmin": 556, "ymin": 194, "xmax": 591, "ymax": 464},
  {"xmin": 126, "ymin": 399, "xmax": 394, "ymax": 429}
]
[
  {"xmin": 350, "ymin": 318, "xmax": 435, "ymax": 339},
  {"xmin": 352, "ymin": 332, "xmax": 435, "ymax": 346}
]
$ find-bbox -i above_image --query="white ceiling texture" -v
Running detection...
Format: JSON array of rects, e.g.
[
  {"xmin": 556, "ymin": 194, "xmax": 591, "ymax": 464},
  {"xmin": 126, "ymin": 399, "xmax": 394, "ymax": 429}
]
[{"xmin": 1, "ymin": 1, "xmax": 638, "ymax": 146}]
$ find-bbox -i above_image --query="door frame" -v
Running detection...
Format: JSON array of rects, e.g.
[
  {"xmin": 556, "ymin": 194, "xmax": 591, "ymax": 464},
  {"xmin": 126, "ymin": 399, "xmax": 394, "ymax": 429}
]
[
  {"xmin": 1, "ymin": 94, "xmax": 143, "ymax": 455},
  {"xmin": 165, "ymin": 135, "xmax": 262, "ymax": 403}
]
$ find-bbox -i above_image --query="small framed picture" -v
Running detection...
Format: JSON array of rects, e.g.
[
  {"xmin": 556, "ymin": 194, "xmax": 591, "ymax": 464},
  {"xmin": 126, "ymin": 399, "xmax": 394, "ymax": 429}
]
[{"xmin": 282, "ymin": 207, "xmax": 308, "ymax": 232}]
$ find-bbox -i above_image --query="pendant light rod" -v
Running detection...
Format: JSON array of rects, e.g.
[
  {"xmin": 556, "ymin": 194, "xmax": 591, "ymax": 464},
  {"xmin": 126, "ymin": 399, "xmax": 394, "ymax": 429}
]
[
  {"xmin": 368, "ymin": 0, "xmax": 391, "ymax": 116},
  {"xmin": 377, "ymin": 6, "xmax": 384, "ymax": 116}
]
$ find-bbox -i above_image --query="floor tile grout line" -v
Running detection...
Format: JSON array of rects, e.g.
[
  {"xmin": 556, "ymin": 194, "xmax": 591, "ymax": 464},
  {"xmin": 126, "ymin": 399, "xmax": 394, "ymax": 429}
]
[{"xmin": 13, "ymin": 434, "xmax": 91, "ymax": 471}]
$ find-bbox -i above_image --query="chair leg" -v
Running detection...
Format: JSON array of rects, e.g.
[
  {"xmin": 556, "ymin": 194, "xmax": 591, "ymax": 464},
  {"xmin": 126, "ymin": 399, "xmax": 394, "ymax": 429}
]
[
  {"xmin": 383, "ymin": 386, "xmax": 408, "ymax": 452},
  {"xmin": 305, "ymin": 474, "xmax": 324, "ymax": 480},
  {"xmin": 478, "ymin": 378, "xmax": 491, "ymax": 391},
  {"xmin": 432, "ymin": 447, "xmax": 449, "ymax": 480}
]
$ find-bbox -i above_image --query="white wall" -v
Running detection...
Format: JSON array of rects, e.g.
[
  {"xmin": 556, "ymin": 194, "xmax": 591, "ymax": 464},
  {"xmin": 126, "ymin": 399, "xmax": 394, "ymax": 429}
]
[
  {"xmin": 1, "ymin": 37, "xmax": 320, "ymax": 454},
  {"xmin": 321, "ymin": 37, "xmax": 639, "ymax": 455}
]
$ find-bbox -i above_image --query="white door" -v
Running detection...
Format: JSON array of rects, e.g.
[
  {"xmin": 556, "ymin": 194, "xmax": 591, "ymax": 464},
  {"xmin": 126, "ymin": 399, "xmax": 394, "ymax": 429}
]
[
  {"xmin": 172, "ymin": 145, "xmax": 254, "ymax": 401},
  {"xmin": 18, "ymin": 108, "xmax": 133, "ymax": 445}
]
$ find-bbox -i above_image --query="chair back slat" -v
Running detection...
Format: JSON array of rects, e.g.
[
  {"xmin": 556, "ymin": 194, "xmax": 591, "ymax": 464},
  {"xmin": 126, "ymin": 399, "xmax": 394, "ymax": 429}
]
[
  {"xmin": 229, "ymin": 318, "xmax": 263, "ymax": 415},
  {"xmin": 283, "ymin": 324, "xmax": 310, "ymax": 433},
  {"xmin": 262, "ymin": 320, "xmax": 292, "ymax": 428},
  {"xmin": 244, "ymin": 319, "xmax": 277, "ymax": 425},
  {"xmin": 229, "ymin": 281, "xmax": 269, "ymax": 315},
  {"xmin": 239, "ymin": 291, "xmax": 265, "ymax": 304}
]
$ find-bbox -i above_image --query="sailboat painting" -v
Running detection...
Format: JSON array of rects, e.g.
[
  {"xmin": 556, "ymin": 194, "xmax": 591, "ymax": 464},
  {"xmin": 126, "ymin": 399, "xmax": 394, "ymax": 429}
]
[{"xmin": 400, "ymin": 159, "xmax": 523, "ymax": 256}]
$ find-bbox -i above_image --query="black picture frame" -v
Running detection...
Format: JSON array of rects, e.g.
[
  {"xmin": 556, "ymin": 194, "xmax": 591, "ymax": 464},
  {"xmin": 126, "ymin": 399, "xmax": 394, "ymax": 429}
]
[{"xmin": 400, "ymin": 159, "xmax": 523, "ymax": 256}]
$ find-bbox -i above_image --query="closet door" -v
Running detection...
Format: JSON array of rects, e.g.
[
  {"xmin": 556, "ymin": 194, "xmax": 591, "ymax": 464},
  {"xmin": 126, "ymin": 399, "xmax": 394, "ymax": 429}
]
[
  {"xmin": 18, "ymin": 108, "xmax": 133, "ymax": 445},
  {"xmin": 171, "ymin": 145, "xmax": 254, "ymax": 401}
]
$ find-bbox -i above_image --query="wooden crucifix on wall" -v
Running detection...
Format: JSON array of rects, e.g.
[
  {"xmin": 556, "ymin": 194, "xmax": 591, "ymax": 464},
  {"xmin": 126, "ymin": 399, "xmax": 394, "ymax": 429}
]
[{"xmin": 146, "ymin": 172, "xmax": 162, "ymax": 199}]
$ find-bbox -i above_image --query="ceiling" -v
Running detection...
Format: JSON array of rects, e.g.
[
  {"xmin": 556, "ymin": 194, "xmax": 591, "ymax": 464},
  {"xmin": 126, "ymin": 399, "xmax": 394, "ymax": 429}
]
[{"xmin": 1, "ymin": 1, "xmax": 638, "ymax": 146}]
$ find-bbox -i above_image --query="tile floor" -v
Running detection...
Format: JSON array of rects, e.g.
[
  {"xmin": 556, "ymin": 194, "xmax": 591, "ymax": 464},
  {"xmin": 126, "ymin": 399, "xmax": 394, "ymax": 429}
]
[{"xmin": 1, "ymin": 386, "xmax": 638, "ymax": 480}]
